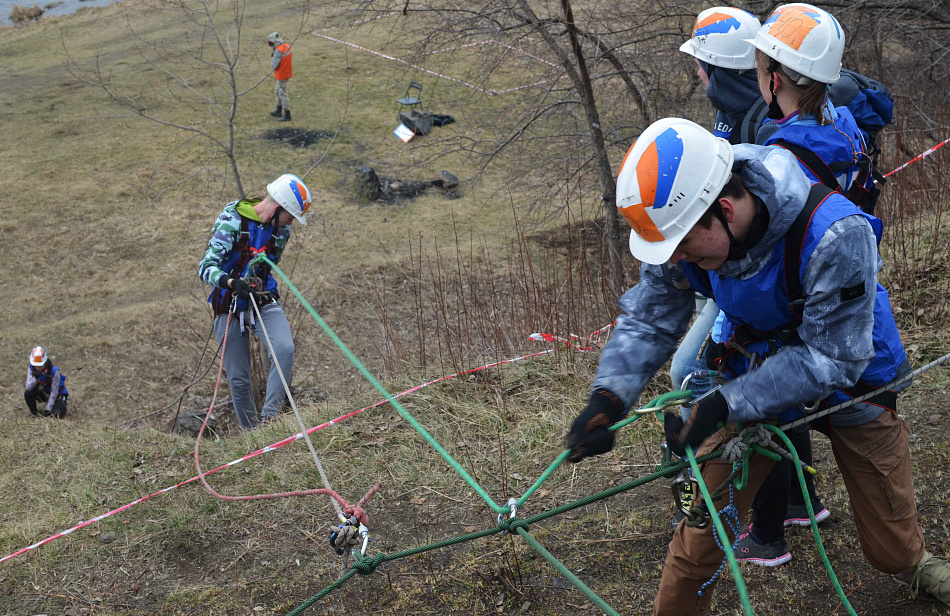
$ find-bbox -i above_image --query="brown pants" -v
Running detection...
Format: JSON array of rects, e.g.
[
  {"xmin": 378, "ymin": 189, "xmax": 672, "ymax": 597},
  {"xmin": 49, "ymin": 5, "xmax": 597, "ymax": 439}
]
[{"xmin": 654, "ymin": 410, "xmax": 925, "ymax": 615}]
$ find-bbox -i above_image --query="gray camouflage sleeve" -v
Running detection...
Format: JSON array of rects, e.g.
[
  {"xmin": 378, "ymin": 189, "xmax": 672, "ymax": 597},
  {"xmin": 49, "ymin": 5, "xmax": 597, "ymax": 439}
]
[
  {"xmin": 47, "ymin": 368, "xmax": 62, "ymax": 410},
  {"xmin": 271, "ymin": 49, "xmax": 284, "ymax": 72},
  {"xmin": 592, "ymin": 262, "xmax": 695, "ymax": 411},
  {"xmin": 198, "ymin": 210, "xmax": 240, "ymax": 289},
  {"xmin": 720, "ymin": 215, "xmax": 879, "ymax": 422}
]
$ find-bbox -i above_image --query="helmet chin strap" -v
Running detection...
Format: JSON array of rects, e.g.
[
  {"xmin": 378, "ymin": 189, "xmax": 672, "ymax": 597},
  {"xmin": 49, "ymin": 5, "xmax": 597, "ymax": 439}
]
[
  {"xmin": 766, "ymin": 59, "xmax": 785, "ymax": 121},
  {"xmin": 711, "ymin": 202, "xmax": 748, "ymax": 261},
  {"xmin": 264, "ymin": 205, "xmax": 281, "ymax": 227}
]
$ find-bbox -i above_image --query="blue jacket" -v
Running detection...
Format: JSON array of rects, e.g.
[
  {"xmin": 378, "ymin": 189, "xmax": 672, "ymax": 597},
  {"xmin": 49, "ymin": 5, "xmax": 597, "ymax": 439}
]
[
  {"xmin": 198, "ymin": 199, "xmax": 290, "ymax": 315},
  {"xmin": 680, "ymin": 190, "xmax": 906, "ymax": 422},
  {"xmin": 762, "ymin": 102, "xmax": 870, "ymax": 193},
  {"xmin": 26, "ymin": 365, "xmax": 68, "ymax": 398},
  {"xmin": 592, "ymin": 145, "xmax": 904, "ymax": 427}
]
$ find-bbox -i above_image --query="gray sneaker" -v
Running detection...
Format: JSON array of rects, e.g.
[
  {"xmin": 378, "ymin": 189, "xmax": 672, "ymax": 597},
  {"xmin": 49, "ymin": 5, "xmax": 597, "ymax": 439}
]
[
  {"xmin": 897, "ymin": 551, "xmax": 950, "ymax": 607},
  {"xmin": 734, "ymin": 531, "xmax": 792, "ymax": 567},
  {"xmin": 784, "ymin": 499, "xmax": 831, "ymax": 527}
]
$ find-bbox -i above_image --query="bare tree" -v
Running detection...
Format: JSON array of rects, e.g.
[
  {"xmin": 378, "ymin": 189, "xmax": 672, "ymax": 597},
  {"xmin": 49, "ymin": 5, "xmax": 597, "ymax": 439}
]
[
  {"xmin": 328, "ymin": 1, "xmax": 699, "ymax": 294},
  {"xmin": 66, "ymin": 0, "xmax": 312, "ymax": 199}
]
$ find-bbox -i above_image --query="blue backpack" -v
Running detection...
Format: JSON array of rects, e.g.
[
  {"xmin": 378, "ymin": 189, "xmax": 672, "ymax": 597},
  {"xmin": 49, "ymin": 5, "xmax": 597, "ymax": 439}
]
[{"xmin": 829, "ymin": 69, "xmax": 894, "ymax": 159}]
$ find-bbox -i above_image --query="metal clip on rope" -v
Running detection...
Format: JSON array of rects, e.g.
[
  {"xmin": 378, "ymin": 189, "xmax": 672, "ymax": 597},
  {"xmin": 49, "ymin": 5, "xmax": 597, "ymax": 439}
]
[
  {"xmin": 329, "ymin": 514, "xmax": 363, "ymax": 556},
  {"xmin": 672, "ymin": 473, "xmax": 709, "ymax": 529},
  {"xmin": 496, "ymin": 497, "xmax": 519, "ymax": 534}
]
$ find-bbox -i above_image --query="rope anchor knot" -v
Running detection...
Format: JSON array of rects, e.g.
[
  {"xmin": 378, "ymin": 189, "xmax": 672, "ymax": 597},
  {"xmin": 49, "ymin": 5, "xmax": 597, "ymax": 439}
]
[
  {"xmin": 498, "ymin": 517, "xmax": 530, "ymax": 534},
  {"xmin": 352, "ymin": 553, "xmax": 384, "ymax": 575}
]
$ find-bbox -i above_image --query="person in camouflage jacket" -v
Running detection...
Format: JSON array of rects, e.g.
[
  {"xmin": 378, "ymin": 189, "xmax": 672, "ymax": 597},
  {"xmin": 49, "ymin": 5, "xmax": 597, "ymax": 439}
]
[{"xmin": 198, "ymin": 174, "xmax": 312, "ymax": 429}]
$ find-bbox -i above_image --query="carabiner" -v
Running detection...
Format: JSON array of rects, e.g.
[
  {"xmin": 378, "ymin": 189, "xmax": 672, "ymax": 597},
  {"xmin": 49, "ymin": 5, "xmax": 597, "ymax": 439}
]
[{"xmin": 672, "ymin": 474, "xmax": 709, "ymax": 529}]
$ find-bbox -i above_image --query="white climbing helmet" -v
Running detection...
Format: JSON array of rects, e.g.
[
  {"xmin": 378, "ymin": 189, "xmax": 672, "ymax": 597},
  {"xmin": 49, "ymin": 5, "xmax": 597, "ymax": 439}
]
[
  {"xmin": 616, "ymin": 118, "xmax": 734, "ymax": 265},
  {"xmin": 679, "ymin": 7, "xmax": 761, "ymax": 70},
  {"xmin": 30, "ymin": 346, "xmax": 48, "ymax": 367},
  {"xmin": 749, "ymin": 3, "xmax": 844, "ymax": 84},
  {"xmin": 267, "ymin": 173, "xmax": 312, "ymax": 225},
  {"xmin": 267, "ymin": 32, "xmax": 283, "ymax": 46}
]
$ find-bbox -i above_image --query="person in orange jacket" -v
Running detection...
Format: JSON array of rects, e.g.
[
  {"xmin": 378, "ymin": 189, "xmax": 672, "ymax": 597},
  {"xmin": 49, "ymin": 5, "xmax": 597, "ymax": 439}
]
[{"xmin": 268, "ymin": 32, "xmax": 292, "ymax": 122}]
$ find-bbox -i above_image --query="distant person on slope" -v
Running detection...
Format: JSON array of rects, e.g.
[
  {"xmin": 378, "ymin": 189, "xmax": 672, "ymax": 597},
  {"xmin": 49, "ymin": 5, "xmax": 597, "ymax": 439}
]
[
  {"xmin": 24, "ymin": 346, "xmax": 68, "ymax": 419},
  {"xmin": 198, "ymin": 174, "xmax": 312, "ymax": 430},
  {"xmin": 268, "ymin": 32, "xmax": 293, "ymax": 122}
]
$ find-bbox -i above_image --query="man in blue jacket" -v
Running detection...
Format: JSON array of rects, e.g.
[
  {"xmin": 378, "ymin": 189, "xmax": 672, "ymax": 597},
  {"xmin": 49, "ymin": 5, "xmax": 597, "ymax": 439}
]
[{"xmin": 564, "ymin": 117, "xmax": 949, "ymax": 613}]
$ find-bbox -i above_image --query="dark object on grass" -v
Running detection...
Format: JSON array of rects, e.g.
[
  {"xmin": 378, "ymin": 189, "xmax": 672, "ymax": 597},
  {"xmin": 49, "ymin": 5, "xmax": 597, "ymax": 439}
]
[
  {"xmin": 379, "ymin": 177, "xmax": 431, "ymax": 202},
  {"xmin": 98, "ymin": 533, "xmax": 117, "ymax": 544},
  {"xmin": 355, "ymin": 166, "xmax": 460, "ymax": 204},
  {"xmin": 431, "ymin": 170, "xmax": 458, "ymax": 189},
  {"xmin": 172, "ymin": 411, "xmax": 218, "ymax": 438},
  {"xmin": 432, "ymin": 114, "xmax": 455, "ymax": 127},
  {"xmin": 355, "ymin": 166, "xmax": 381, "ymax": 202},
  {"xmin": 399, "ymin": 110, "xmax": 431, "ymax": 136},
  {"xmin": 263, "ymin": 127, "xmax": 331, "ymax": 147}
]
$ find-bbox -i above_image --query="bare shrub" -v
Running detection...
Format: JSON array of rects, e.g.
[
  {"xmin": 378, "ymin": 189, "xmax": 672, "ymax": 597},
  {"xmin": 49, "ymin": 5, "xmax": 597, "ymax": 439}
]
[{"xmin": 9, "ymin": 4, "xmax": 45, "ymax": 23}]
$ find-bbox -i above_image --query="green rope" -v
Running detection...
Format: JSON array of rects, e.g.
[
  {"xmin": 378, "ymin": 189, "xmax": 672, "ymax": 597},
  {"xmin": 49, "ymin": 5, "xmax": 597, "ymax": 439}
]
[
  {"xmin": 255, "ymin": 256, "xmax": 509, "ymax": 514},
  {"xmin": 763, "ymin": 425, "xmax": 856, "ymax": 616},
  {"xmin": 685, "ymin": 445, "xmax": 753, "ymax": 615},
  {"xmin": 518, "ymin": 393, "xmax": 689, "ymax": 508},
  {"xmin": 284, "ymin": 568, "xmax": 357, "ymax": 616},
  {"xmin": 285, "ymin": 451, "xmax": 725, "ymax": 615},
  {"xmin": 515, "ymin": 527, "xmax": 621, "ymax": 616},
  {"xmin": 527, "ymin": 450, "xmax": 722, "ymax": 525},
  {"xmin": 518, "ymin": 450, "xmax": 571, "ymax": 508},
  {"xmin": 258, "ymin": 259, "xmax": 753, "ymax": 615}
]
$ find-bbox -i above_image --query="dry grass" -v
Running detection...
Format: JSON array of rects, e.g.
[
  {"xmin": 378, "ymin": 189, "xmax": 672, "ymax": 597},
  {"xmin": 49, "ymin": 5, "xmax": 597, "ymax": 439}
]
[{"xmin": 9, "ymin": 4, "xmax": 45, "ymax": 23}]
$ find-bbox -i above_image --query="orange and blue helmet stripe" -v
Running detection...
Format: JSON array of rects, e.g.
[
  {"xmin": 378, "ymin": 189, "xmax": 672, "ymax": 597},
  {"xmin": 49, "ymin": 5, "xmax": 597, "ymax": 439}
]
[
  {"xmin": 692, "ymin": 11, "xmax": 744, "ymax": 37},
  {"xmin": 289, "ymin": 179, "xmax": 311, "ymax": 212},
  {"xmin": 619, "ymin": 127, "xmax": 684, "ymax": 242},
  {"xmin": 764, "ymin": 6, "xmax": 833, "ymax": 50}
]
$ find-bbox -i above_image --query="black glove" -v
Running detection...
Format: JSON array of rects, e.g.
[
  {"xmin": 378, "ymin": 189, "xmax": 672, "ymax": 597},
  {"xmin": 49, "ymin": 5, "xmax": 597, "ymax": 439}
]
[
  {"xmin": 566, "ymin": 389, "xmax": 624, "ymax": 463},
  {"xmin": 664, "ymin": 391, "xmax": 729, "ymax": 457},
  {"xmin": 229, "ymin": 278, "xmax": 251, "ymax": 300}
]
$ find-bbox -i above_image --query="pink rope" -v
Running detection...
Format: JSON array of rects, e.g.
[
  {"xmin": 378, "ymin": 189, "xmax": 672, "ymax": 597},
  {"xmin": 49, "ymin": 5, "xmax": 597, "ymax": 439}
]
[{"xmin": 192, "ymin": 312, "xmax": 380, "ymax": 524}]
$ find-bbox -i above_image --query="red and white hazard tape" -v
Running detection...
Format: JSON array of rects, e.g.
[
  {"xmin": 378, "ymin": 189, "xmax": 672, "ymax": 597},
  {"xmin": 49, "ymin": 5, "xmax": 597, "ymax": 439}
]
[
  {"xmin": 311, "ymin": 12, "xmax": 400, "ymax": 34},
  {"xmin": 882, "ymin": 136, "xmax": 950, "ymax": 179},
  {"xmin": 416, "ymin": 39, "xmax": 558, "ymax": 69},
  {"xmin": 313, "ymin": 33, "xmax": 555, "ymax": 95},
  {"xmin": 0, "ymin": 324, "xmax": 612, "ymax": 564},
  {"xmin": 529, "ymin": 321, "xmax": 615, "ymax": 352}
]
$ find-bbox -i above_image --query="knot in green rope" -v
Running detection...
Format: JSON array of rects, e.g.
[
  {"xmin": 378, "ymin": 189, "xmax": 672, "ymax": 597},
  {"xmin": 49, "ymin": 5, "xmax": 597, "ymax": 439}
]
[
  {"xmin": 499, "ymin": 517, "xmax": 530, "ymax": 534},
  {"xmin": 352, "ymin": 553, "xmax": 383, "ymax": 575}
]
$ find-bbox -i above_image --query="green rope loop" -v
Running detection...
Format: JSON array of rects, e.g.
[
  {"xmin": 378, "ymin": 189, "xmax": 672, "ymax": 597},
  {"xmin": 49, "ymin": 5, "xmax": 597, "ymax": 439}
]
[
  {"xmin": 762, "ymin": 424, "xmax": 856, "ymax": 616},
  {"xmin": 352, "ymin": 552, "xmax": 385, "ymax": 576},
  {"xmin": 499, "ymin": 517, "xmax": 530, "ymax": 533}
]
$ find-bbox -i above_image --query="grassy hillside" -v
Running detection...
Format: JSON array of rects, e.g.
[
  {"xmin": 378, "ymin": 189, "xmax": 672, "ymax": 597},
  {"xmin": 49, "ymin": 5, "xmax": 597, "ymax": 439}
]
[{"xmin": 1, "ymin": 1, "xmax": 949, "ymax": 615}]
